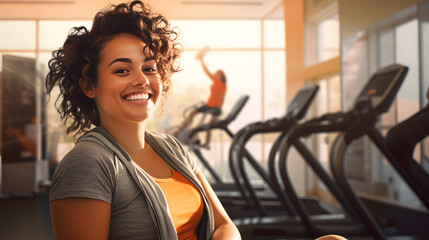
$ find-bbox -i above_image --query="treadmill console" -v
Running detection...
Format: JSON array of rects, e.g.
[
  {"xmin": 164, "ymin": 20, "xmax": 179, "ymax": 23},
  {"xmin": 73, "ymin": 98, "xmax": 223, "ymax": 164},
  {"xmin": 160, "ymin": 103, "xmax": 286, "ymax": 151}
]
[
  {"xmin": 353, "ymin": 64, "xmax": 408, "ymax": 114},
  {"xmin": 285, "ymin": 85, "xmax": 319, "ymax": 119},
  {"xmin": 224, "ymin": 95, "xmax": 249, "ymax": 123}
]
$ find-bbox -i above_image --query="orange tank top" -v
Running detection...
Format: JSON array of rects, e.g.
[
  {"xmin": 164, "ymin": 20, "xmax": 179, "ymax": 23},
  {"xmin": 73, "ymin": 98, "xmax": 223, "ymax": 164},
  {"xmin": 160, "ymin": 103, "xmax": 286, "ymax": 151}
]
[
  {"xmin": 206, "ymin": 77, "xmax": 226, "ymax": 108},
  {"xmin": 152, "ymin": 169, "xmax": 204, "ymax": 240}
]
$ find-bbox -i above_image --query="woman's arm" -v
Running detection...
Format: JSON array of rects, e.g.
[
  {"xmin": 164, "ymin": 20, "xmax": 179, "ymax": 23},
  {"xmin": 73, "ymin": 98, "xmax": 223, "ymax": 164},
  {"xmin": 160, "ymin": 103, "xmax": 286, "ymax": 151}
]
[
  {"xmin": 195, "ymin": 46, "xmax": 215, "ymax": 81},
  {"xmin": 50, "ymin": 198, "xmax": 111, "ymax": 240},
  {"xmin": 198, "ymin": 58, "xmax": 216, "ymax": 81},
  {"xmin": 196, "ymin": 171, "xmax": 241, "ymax": 240},
  {"xmin": 316, "ymin": 235, "xmax": 347, "ymax": 240}
]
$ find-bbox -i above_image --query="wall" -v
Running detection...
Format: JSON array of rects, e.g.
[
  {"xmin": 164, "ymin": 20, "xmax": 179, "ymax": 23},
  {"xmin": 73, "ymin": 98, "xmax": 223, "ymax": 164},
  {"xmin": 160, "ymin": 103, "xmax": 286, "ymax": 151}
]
[
  {"xmin": 305, "ymin": 0, "xmax": 337, "ymax": 21},
  {"xmin": 283, "ymin": 0, "xmax": 340, "ymax": 103},
  {"xmin": 339, "ymin": 0, "xmax": 423, "ymax": 39}
]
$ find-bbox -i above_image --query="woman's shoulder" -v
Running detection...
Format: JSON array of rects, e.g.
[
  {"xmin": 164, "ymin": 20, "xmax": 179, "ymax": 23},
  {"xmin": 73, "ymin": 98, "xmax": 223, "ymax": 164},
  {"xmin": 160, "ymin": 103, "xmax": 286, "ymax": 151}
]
[
  {"xmin": 50, "ymin": 140, "xmax": 118, "ymax": 203},
  {"xmin": 58, "ymin": 139, "xmax": 116, "ymax": 170},
  {"xmin": 74, "ymin": 138, "xmax": 113, "ymax": 156}
]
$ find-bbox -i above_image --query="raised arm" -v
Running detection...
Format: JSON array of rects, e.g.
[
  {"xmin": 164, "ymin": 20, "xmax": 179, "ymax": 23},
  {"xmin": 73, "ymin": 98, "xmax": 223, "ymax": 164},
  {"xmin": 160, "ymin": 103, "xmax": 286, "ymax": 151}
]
[
  {"xmin": 196, "ymin": 171, "xmax": 241, "ymax": 240},
  {"xmin": 196, "ymin": 46, "xmax": 216, "ymax": 82},
  {"xmin": 199, "ymin": 57, "xmax": 216, "ymax": 82},
  {"xmin": 50, "ymin": 198, "xmax": 111, "ymax": 240}
]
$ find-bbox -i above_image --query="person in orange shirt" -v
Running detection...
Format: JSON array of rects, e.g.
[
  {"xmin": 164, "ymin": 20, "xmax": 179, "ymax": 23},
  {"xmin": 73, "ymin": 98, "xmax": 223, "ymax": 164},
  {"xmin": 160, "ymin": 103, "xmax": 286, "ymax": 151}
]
[{"xmin": 174, "ymin": 47, "xmax": 227, "ymax": 148}]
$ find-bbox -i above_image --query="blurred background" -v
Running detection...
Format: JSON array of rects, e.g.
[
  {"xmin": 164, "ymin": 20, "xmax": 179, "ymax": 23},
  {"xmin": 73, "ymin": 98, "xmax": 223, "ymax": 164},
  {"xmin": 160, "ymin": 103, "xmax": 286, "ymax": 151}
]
[{"xmin": 0, "ymin": 0, "xmax": 428, "ymax": 239}]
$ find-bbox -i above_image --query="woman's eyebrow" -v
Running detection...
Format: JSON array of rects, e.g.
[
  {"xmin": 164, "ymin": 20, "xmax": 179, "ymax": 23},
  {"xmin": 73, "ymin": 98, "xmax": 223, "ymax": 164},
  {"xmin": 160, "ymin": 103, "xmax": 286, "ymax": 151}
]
[
  {"xmin": 109, "ymin": 58, "xmax": 131, "ymax": 66},
  {"xmin": 144, "ymin": 57, "xmax": 155, "ymax": 62}
]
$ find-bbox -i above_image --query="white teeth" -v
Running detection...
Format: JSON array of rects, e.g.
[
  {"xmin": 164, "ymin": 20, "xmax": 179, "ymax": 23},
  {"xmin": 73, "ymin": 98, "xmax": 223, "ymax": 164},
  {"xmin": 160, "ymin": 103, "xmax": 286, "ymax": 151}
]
[{"xmin": 125, "ymin": 93, "xmax": 149, "ymax": 101}]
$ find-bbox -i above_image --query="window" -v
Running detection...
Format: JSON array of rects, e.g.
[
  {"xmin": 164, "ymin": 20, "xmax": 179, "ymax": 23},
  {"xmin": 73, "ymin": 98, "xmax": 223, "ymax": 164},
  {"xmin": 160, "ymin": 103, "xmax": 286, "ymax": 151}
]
[
  {"xmin": 0, "ymin": 21, "xmax": 36, "ymax": 50},
  {"xmin": 0, "ymin": 15, "xmax": 286, "ymax": 184},
  {"xmin": 305, "ymin": 2, "xmax": 339, "ymax": 66},
  {"xmin": 264, "ymin": 20, "xmax": 285, "ymax": 48},
  {"xmin": 147, "ymin": 19, "xmax": 286, "ymax": 181},
  {"xmin": 315, "ymin": 13, "xmax": 339, "ymax": 62},
  {"xmin": 342, "ymin": 6, "xmax": 427, "ymax": 209},
  {"xmin": 171, "ymin": 20, "xmax": 261, "ymax": 49},
  {"xmin": 39, "ymin": 20, "xmax": 92, "ymax": 50}
]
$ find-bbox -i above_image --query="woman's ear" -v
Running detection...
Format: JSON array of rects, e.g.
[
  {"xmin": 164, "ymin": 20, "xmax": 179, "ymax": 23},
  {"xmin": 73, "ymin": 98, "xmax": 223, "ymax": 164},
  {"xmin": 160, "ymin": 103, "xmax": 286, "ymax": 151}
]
[{"xmin": 79, "ymin": 78, "xmax": 96, "ymax": 98}]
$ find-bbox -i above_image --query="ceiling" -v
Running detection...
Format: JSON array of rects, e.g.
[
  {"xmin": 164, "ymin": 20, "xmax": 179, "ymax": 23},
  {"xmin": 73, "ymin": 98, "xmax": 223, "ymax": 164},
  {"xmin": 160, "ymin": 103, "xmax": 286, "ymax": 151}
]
[{"xmin": 0, "ymin": 0, "xmax": 284, "ymax": 20}]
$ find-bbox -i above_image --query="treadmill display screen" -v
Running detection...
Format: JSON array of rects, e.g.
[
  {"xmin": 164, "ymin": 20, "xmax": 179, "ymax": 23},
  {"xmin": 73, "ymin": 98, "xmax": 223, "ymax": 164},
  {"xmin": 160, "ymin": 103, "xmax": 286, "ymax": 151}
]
[
  {"xmin": 354, "ymin": 64, "xmax": 407, "ymax": 114},
  {"xmin": 360, "ymin": 70, "xmax": 399, "ymax": 98},
  {"xmin": 288, "ymin": 89, "xmax": 311, "ymax": 114},
  {"xmin": 286, "ymin": 86, "xmax": 318, "ymax": 118}
]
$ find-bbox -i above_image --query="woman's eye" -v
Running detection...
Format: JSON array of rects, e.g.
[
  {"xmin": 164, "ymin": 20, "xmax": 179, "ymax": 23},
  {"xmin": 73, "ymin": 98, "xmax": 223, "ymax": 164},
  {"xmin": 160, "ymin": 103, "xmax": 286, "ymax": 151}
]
[
  {"xmin": 114, "ymin": 69, "xmax": 129, "ymax": 74},
  {"xmin": 144, "ymin": 67, "xmax": 157, "ymax": 73}
]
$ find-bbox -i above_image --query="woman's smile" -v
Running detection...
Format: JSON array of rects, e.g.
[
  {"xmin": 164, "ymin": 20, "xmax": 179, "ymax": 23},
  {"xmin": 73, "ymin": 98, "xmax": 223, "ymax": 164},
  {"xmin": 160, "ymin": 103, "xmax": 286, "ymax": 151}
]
[
  {"xmin": 123, "ymin": 92, "xmax": 151, "ymax": 101},
  {"xmin": 85, "ymin": 33, "xmax": 163, "ymax": 125}
]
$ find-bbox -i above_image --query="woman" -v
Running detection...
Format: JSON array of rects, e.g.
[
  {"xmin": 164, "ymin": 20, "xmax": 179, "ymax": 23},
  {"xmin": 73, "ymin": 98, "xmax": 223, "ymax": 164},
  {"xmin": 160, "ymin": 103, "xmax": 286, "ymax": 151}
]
[
  {"xmin": 173, "ymin": 46, "xmax": 227, "ymax": 148},
  {"xmin": 46, "ymin": 1, "xmax": 240, "ymax": 239}
]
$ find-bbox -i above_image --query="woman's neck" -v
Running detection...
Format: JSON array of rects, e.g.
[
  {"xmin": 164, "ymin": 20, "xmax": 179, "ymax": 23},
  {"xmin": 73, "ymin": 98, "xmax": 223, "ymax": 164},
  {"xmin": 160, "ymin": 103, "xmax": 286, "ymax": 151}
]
[{"xmin": 101, "ymin": 121, "xmax": 147, "ymax": 155}]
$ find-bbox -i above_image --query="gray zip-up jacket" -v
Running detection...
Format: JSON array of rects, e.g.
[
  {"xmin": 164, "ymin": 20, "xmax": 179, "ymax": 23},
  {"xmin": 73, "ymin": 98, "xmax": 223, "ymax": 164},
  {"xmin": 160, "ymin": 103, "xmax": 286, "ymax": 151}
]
[{"xmin": 50, "ymin": 127, "xmax": 214, "ymax": 239}]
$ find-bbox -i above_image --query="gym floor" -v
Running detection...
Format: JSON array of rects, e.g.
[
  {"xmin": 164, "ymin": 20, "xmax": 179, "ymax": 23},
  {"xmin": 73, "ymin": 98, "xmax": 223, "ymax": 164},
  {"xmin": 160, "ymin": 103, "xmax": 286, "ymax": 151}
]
[{"xmin": 0, "ymin": 190, "xmax": 54, "ymax": 240}]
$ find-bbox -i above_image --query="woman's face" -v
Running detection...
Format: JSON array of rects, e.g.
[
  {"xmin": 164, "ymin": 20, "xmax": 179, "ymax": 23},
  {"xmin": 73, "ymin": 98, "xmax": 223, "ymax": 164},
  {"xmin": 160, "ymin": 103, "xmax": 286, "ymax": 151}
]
[{"xmin": 83, "ymin": 33, "xmax": 162, "ymax": 127}]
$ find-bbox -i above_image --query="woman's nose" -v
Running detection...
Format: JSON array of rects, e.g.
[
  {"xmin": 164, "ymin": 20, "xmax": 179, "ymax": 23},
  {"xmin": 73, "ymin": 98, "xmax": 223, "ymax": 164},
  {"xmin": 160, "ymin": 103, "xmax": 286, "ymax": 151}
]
[{"xmin": 133, "ymin": 71, "xmax": 150, "ymax": 86}]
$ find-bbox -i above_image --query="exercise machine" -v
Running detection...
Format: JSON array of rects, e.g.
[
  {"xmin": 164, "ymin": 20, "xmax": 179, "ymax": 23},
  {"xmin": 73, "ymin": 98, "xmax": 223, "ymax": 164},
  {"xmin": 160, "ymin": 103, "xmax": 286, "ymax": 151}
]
[
  {"xmin": 247, "ymin": 64, "xmax": 408, "ymax": 239},
  {"xmin": 385, "ymin": 87, "xmax": 429, "ymax": 209},
  {"xmin": 229, "ymin": 85, "xmax": 319, "ymax": 217}
]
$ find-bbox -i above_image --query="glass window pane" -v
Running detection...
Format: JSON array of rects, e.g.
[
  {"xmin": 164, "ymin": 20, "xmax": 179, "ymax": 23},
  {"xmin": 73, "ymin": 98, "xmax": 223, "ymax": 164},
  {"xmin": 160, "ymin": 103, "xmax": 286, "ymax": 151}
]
[
  {"xmin": 396, "ymin": 19, "xmax": 420, "ymax": 122},
  {"xmin": 421, "ymin": 6, "xmax": 429, "ymax": 171},
  {"xmin": 150, "ymin": 50, "xmax": 261, "ymax": 132},
  {"xmin": 264, "ymin": 20, "xmax": 285, "ymax": 48},
  {"xmin": 39, "ymin": 20, "xmax": 92, "ymax": 50},
  {"xmin": 379, "ymin": 30, "xmax": 395, "ymax": 67},
  {"xmin": 342, "ymin": 31, "xmax": 368, "ymax": 110},
  {"xmin": 327, "ymin": 74, "xmax": 341, "ymax": 112},
  {"xmin": 0, "ymin": 21, "xmax": 36, "ymax": 50},
  {"xmin": 422, "ymin": 21, "xmax": 429, "ymax": 107},
  {"xmin": 264, "ymin": 51, "xmax": 285, "ymax": 119},
  {"xmin": 172, "ymin": 20, "xmax": 260, "ymax": 49},
  {"xmin": 316, "ymin": 14, "xmax": 339, "ymax": 62},
  {"xmin": 38, "ymin": 52, "xmax": 74, "ymax": 162},
  {"xmin": 37, "ymin": 52, "xmax": 60, "ymax": 128},
  {"xmin": 378, "ymin": 29, "xmax": 396, "ymax": 127}
]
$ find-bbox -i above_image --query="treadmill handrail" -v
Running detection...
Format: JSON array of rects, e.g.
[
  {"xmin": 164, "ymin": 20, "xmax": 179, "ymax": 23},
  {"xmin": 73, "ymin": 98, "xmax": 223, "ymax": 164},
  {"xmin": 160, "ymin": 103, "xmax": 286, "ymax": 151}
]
[
  {"xmin": 330, "ymin": 131, "xmax": 386, "ymax": 240},
  {"xmin": 227, "ymin": 84, "xmax": 319, "ymax": 218},
  {"xmin": 233, "ymin": 120, "xmax": 298, "ymax": 217},
  {"xmin": 274, "ymin": 126, "xmax": 364, "ymax": 232},
  {"xmin": 188, "ymin": 95, "xmax": 249, "ymax": 139},
  {"xmin": 231, "ymin": 85, "xmax": 319, "ymax": 217},
  {"xmin": 385, "ymin": 104, "xmax": 429, "ymax": 209}
]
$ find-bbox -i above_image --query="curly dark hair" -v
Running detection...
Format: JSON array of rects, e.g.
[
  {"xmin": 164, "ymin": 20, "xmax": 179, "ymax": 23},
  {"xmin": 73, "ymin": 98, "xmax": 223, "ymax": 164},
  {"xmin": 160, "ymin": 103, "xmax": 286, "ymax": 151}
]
[{"xmin": 45, "ymin": 0, "xmax": 182, "ymax": 136}]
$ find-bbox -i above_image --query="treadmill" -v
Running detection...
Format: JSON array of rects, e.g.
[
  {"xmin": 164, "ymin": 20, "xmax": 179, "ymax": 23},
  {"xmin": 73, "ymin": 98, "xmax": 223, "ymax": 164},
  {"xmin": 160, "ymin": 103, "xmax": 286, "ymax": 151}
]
[
  {"xmin": 184, "ymin": 94, "xmax": 250, "ymax": 190},
  {"xmin": 385, "ymin": 87, "xmax": 429, "ymax": 209},
  {"xmin": 252, "ymin": 64, "xmax": 408, "ymax": 239},
  {"xmin": 228, "ymin": 85, "xmax": 319, "ymax": 218},
  {"xmin": 187, "ymin": 86, "xmax": 320, "ymax": 220},
  {"xmin": 329, "ymin": 68, "xmax": 429, "ymax": 240}
]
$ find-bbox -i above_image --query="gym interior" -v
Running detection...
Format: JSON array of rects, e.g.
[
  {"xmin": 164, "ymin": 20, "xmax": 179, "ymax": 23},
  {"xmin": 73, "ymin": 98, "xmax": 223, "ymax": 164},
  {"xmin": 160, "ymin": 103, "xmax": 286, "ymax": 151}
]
[{"xmin": 0, "ymin": 0, "xmax": 428, "ymax": 239}]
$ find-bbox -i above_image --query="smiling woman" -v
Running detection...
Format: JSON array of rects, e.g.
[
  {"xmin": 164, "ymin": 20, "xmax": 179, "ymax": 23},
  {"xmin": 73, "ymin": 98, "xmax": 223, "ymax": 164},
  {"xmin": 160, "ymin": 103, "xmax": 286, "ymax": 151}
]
[
  {"xmin": 80, "ymin": 34, "xmax": 163, "ymax": 126},
  {"xmin": 44, "ymin": 1, "xmax": 241, "ymax": 240}
]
